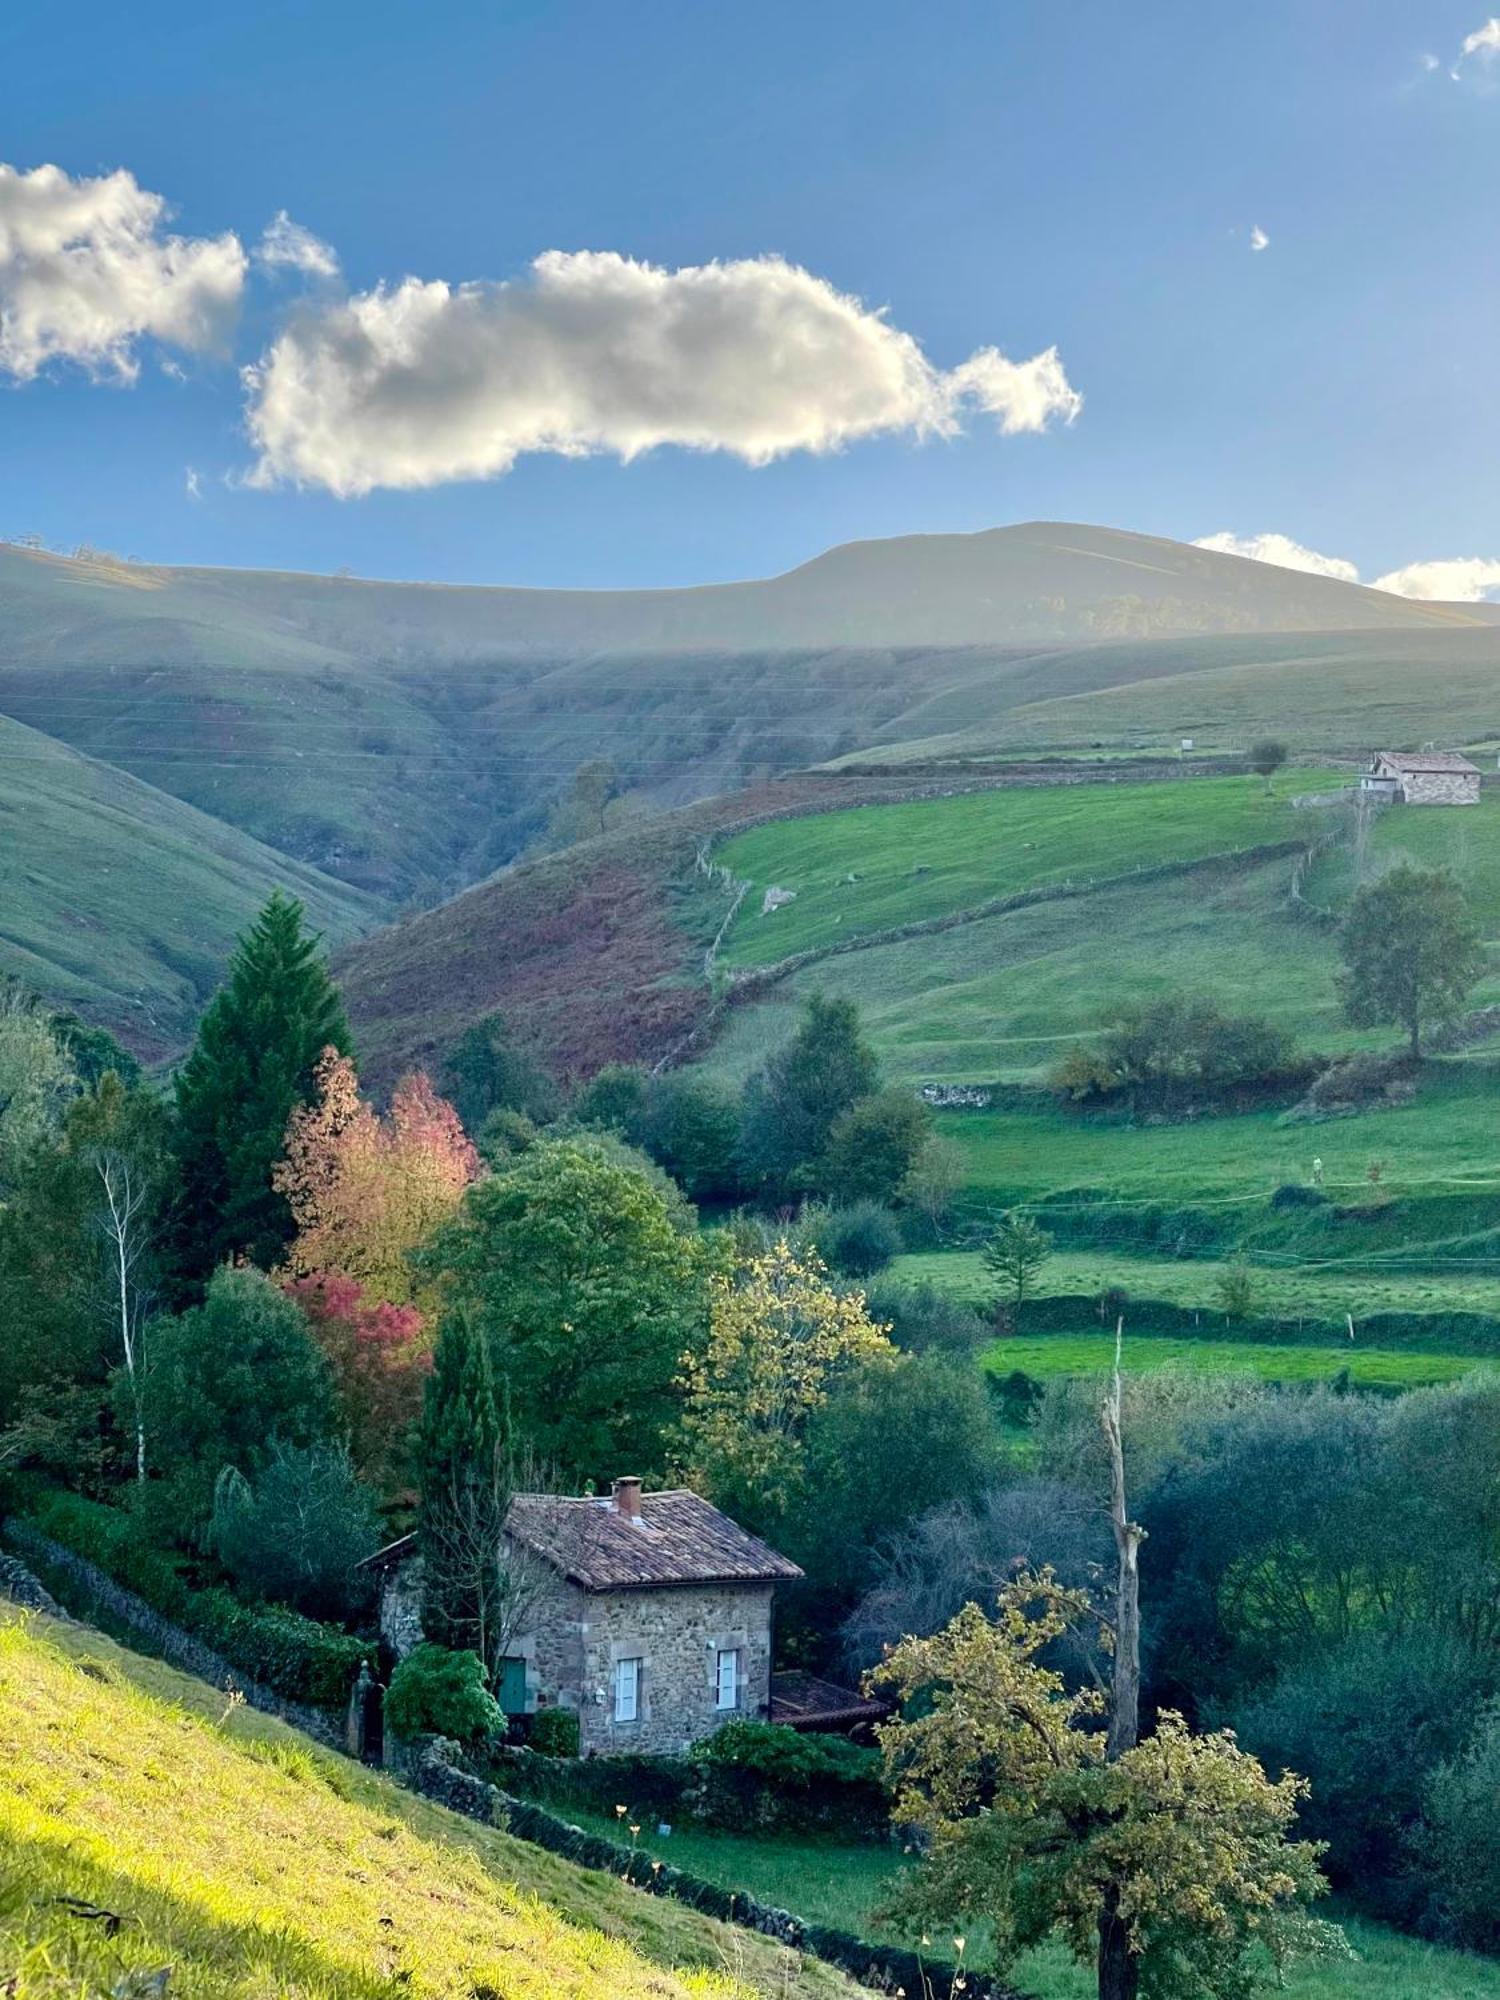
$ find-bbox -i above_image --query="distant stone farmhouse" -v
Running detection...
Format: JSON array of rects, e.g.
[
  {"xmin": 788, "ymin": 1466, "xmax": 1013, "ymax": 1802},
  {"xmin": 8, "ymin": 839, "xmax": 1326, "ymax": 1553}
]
[
  {"xmin": 1361, "ymin": 750, "xmax": 1481, "ymax": 806},
  {"xmin": 365, "ymin": 1478, "xmax": 838, "ymax": 1755}
]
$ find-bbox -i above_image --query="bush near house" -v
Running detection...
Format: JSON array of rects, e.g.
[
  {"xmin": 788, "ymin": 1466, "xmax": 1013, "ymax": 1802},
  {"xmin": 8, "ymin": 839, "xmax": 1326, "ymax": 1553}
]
[
  {"xmin": 386, "ymin": 1643, "xmax": 502, "ymax": 1745},
  {"xmin": 24, "ymin": 1490, "xmax": 366, "ymax": 1707}
]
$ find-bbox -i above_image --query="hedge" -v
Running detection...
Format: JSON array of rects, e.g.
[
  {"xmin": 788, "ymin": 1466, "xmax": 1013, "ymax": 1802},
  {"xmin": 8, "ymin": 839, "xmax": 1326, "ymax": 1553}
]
[
  {"xmin": 1003, "ymin": 1295, "xmax": 1500, "ymax": 1355},
  {"xmin": 27, "ymin": 1491, "xmax": 365, "ymax": 1708}
]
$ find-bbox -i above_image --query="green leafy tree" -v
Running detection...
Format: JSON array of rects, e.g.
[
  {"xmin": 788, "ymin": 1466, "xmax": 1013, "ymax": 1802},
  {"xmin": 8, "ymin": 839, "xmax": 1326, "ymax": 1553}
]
[
  {"xmin": 570, "ymin": 1062, "xmax": 650, "ymax": 1136},
  {"xmin": 134, "ymin": 1265, "xmax": 334, "ymax": 1540},
  {"xmin": 420, "ymin": 1137, "xmax": 710, "ymax": 1482},
  {"xmin": 1338, "ymin": 863, "xmax": 1485, "ymax": 1058},
  {"xmin": 416, "ymin": 1308, "xmax": 512, "ymax": 1666},
  {"xmin": 983, "ymin": 1210, "xmax": 1053, "ymax": 1321},
  {"xmin": 821, "ymin": 1087, "xmax": 932, "ymax": 1205},
  {"xmin": 441, "ymin": 1014, "xmax": 558, "ymax": 1133},
  {"xmin": 543, "ymin": 755, "xmax": 619, "ymax": 849},
  {"xmin": 211, "ymin": 1440, "xmax": 380, "ymax": 1619},
  {"xmin": 739, "ymin": 995, "xmax": 880, "ymax": 1197},
  {"xmin": 872, "ymin": 1577, "xmax": 1339, "ymax": 2000},
  {"xmin": 169, "ymin": 892, "xmax": 352, "ymax": 1285},
  {"xmin": 0, "ymin": 984, "xmax": 76, "ymax": 1195},
  {"xmin": 1247, "ymin": 738, "xmax": 1289, "ymax": 794},
  {"xmin": 635, "ymin": 1072, "xmax": 744, "ymax": 1202}
]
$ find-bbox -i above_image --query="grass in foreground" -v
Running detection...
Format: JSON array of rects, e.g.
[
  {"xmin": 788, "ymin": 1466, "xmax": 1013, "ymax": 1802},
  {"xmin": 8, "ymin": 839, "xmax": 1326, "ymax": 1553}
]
[
  {"xmin": 519, "ymin": 1804, "xmax": 1500, "ymax": 2000},
  {"xmin": 0, "ymin": 1610, "xmax": 860, "ymax": 2000}
]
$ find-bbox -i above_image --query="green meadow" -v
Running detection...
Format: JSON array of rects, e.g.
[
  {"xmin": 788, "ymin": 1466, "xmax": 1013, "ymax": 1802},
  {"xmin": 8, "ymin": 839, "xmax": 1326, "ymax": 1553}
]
[{"xmin": 980, "ymin": 1331, "xmax": 1488, "ymax": 1392}]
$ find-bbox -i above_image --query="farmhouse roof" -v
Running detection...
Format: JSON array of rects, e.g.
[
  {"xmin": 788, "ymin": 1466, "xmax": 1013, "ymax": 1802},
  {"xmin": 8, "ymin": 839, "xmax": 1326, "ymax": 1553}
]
[
  {"xmin": 769, "ymin": 1670, "xmax": 888, "ymax": 1731},
  {"xmin": 1373, "ymin": 750, "xmax": 1480, "ymax": 775},
  {"xmin": 506, "ymin": 1488, "xmax": 803, "ymax": 1592},
  {"xmin": 359, "ymin": 1486, "xmax": 802, "ymax": 1594}
]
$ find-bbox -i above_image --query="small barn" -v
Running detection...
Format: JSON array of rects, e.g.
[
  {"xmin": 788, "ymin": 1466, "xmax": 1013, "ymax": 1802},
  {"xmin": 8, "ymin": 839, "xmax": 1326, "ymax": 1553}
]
[{"xmin": 1361, "ymin": 751, "xmax": 1481, "ymax": 807}]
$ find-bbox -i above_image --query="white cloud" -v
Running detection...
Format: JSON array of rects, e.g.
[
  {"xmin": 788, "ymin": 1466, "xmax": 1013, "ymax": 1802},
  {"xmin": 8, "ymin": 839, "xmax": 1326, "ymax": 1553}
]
[
  {"xmin": 1193, "ymin": 530, "xmax": 1359, "ymax": 582},
  {"xmin": 1371, "ymin": 556, "xmax": 1500, "ymax": 601},
  {"xmin": 243, "ymin": 249, "xmax": 1081, "ymax": 495},
  {"xmin": 1460, "ymin": 17, "xmax": 1500, "ymax": 59},
  {"xmin": 184, "ymin": 466, "xmax": 202, "ymax": 501},
  {"xmin": 1250, "ymin": 225, "xmax": 1269, "ymax": 252},
  {"xmin": 0, "ymin": 162, "xmax": 245, "ymax": 382},
  {"xmin": 256, "ymin": 210, "xmax": 340, "ymax": 280}
]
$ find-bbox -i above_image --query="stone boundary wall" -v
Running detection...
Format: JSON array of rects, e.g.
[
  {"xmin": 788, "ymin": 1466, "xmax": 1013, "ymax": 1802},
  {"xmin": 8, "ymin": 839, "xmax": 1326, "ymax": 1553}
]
[
  {"xmin": 3, "ymin": 1518, "xmax": 344, "ymax": 1751},
  {"xmin": 403, "ymin": 1738, "xmax": 1030, "ymax": 2000}
]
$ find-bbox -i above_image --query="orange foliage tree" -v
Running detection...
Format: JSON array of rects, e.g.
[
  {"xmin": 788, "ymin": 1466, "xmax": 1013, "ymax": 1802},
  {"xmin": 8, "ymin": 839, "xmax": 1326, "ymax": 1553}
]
[{"xmin": 274, "ymin": 1049, "xmax": 478, "ymax": 1306}]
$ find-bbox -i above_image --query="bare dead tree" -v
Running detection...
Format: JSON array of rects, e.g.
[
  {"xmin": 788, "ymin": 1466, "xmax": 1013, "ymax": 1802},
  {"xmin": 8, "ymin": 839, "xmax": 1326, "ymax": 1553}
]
[
  {"xmin": 1098, "ymin": 1317, "xmax": 1146, "ymax": 2000},
  {"xmin": 421, "ymin": 1443, "xmax": 574, "ymax": 1679},
  {"xmin": 91, "ymin": 1148, "xmax": 154, "ymax": 1483}
]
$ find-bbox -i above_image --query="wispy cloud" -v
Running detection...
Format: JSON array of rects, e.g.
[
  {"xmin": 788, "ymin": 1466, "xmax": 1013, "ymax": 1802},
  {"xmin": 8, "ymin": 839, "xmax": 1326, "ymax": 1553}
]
[
  {"xmin": 243, "ymin": 249, "xmax": 1082, "ymax": 496},
  {"xmin": 184, "ymin": 466, "xmax": 202, "ymax": 501},
  {"xmin": 0, "ymin": 162, "xmax": 245, "ymax": 382},
  {"xmin": 1197, "ymin": 530, "xmax": 1500, "ymax": 603},
  {"xmin": 256, "ymin": 210, "xmax": 340, "ymax": 280},
  {"xmin": 1249, "ymin": 225, "xmax": 1269, "ymax": 253}
]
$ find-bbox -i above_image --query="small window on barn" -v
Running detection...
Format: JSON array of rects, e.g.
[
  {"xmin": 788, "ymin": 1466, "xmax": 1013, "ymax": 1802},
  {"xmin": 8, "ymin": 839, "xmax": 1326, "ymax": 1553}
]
[
  {"xmin": 614, "ymin": 1656, "xmax": 642, "ymax": 1723},
  {"xmin": 714, "ymin": 1648, "xmax": 740, "ymax": 1711}
]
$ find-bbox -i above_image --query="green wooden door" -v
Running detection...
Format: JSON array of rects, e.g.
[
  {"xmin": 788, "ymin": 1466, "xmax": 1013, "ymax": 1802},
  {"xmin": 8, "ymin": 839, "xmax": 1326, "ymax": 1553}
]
[{"xmin": 497, "ymin": 1657, "xmax": 528, "ymax": 1716}]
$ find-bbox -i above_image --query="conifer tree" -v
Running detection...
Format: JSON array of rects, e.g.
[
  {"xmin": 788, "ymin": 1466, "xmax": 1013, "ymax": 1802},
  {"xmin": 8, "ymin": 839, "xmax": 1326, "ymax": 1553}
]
[
  {"xmin": 169, "ymin": 891, "xmax": 352, "ymax": 1286},
  {"xmin": 416, "ymin": 1309, "xmax": 513, "ymax": 1668}
]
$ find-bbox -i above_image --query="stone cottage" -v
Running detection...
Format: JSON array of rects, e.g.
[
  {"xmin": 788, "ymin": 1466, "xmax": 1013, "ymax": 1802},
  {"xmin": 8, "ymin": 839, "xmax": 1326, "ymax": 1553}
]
[
  {"xmin": 364, "ymin": 1478, "xmax": 803, "ymax": 1755},
  {"xmin": 1361, "ymin": 751, "xmax": 1481, "ymax": 806}
]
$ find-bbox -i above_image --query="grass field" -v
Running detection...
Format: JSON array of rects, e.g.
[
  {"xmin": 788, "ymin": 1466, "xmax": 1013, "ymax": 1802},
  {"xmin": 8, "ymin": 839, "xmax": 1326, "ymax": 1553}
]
[
  {"xmin": 715, "ymin": 770, "xmax": 1330, "ymax": 969},
  {"xmin": 530, "ymin": 1803, "xmax": 1500, "ymax": 2000},
  {"xmin": 0, "ymin": 1609, "xmax": 859, "ymax": 2000},
  {"xmin": 979, "ymin": 1331, "xmax": 1489, "ymax": 1391},
  {"xmin": 0, "ymin": 711, "xmax": 379, "ymax": 1055},
  {"xmin": 1303, "ymin": 786, "xmax": 1500, "ymax": 929},
  {"xmin": 892, "ymin": 1249, "xmax": 1500, "ymax": 1319}
]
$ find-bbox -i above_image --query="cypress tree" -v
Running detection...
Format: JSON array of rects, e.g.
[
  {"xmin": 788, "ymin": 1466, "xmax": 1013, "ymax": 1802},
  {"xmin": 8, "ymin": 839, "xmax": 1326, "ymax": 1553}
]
[
  {"xmin": 168, "ymin": 891, "xmax": 352, "ymax": 1287},
  {"xmin": 416, "ymin": 1309, "xmax": 513, "ymax": 1667}
]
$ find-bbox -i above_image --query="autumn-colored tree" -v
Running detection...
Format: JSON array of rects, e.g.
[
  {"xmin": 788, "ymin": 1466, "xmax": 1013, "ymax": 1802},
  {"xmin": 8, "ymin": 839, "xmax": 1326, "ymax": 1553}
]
[
  {"xmin": 677, "ymin": 1240, "xmax": 895, "ymax": 1519},
  {"xmin": 275, "ymin": 1050, "xmax": 477, "ymax": 1305},
  {"xmin": 286, "ymin": 1273, "xmax": 430, "ymax": 1482},
  {"xmin": 871, "ymin": 1574, "xmax": 1342, "ymax": 2000}
]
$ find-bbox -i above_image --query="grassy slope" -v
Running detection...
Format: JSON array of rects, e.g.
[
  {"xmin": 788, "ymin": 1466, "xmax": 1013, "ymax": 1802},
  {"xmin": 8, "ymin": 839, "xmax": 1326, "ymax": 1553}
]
[
  {"xmin": 516, "ymin": 1803, "xmax": 1500, "ymax": 2000},
  {"xmin": 0, "ymin": 712, "xmax": 378, "ymax": 1055},
  {"xmin": 0, "ymin": 1608, "xmax": 863, "ymax": 2000},
  {"xmin": 978, "ymin": 1332, "xmax": 1488, "ymax": 1391},
  {"xmin": 715, "ymin": 770, "xmax": 1330, "ymax": 969}
]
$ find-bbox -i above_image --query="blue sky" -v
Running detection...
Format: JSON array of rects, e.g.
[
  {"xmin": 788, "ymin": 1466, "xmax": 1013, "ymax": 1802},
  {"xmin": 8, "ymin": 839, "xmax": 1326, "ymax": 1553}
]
[{"xmin": 1, "ymin": 0, "xmax": 1497, "ymax": 590}]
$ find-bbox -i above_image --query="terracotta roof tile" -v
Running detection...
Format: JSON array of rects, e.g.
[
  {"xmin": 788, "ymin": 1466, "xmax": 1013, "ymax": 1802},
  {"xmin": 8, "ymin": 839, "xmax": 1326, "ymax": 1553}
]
[{"xmin": 505, "ymin": 1489, "xmax": 803, "ymax": 1592}]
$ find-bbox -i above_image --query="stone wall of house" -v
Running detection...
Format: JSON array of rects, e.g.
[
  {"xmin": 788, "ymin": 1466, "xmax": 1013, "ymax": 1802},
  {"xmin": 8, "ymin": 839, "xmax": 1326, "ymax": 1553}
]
[
  {"xmin": 378, "ymin": 1554, "xmax": 427, "ymax": 1661},
  {"xmin": 571, "ymin": 1581, "xmax": 775, "ymax": 1755},
  {"xmin": 1403, "ymin": 772, "xmax": 1480, "ymax": 805}
]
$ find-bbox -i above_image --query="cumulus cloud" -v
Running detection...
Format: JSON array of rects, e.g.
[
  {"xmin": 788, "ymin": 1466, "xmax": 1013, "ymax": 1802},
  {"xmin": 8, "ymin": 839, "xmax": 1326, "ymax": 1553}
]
[
  {"xmin": 1371, "ymin": 556, "xmax": 1500, "ymax": 601},
  {"xmin": 1249, "ymin": 225, "xmax": 1269, "ymax": 252},
  {"xmin": 0, "ymin": 162, "xmax": 245, "ymax": 381},
  {"xmin": 256, "ymin": 210, "xmax": 340, "ymax": 280},
  {"xmin": 242, "ymin": 249, "xmax": 1081, "ymax": 495},
  {"xmin": 1460, "ymin": 17, "xmax": 1500, "ymax": 59},
  {"xmin": 1193, "ymin": 530, "xmax": 1359, "ymax": 582}
]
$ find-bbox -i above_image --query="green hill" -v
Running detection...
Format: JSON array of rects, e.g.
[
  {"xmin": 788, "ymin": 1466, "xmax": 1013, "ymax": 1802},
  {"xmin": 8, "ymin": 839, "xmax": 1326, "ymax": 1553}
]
[
  {"xmin": 0, "ymin": 1608, "xmax": 862, "ymax": 2000},
  {"xmin": 0, "ymin": 712, "xmax": 377, "ymax": 1056}
]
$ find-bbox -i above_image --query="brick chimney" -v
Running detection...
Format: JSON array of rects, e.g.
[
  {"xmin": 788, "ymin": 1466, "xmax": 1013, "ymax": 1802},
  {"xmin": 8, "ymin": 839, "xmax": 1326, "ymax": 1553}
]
[{"xmin": 611, "ymin": 1476, "xmax": 643, "ymax": 1521}]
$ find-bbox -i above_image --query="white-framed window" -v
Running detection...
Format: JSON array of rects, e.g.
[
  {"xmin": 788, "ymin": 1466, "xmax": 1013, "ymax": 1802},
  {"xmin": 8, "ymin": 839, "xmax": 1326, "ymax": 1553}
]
[
  {"xmin": 614, "ymin": 1655, "xmax": 642, "ymax": 1723},
  {"xmin": 714, "ymin": 1647, "xmax": 740, "ymax": 1711}
]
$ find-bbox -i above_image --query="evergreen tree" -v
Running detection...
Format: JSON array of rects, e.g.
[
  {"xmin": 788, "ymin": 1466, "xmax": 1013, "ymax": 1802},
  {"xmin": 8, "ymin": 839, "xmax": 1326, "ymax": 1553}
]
[
  {"xmin": 738, "ymin": 994, "xmax": 880, "ymax": 1197},
  {"xmin": 168, "ymin": 892, "xmax": 352, "ymax": 1286},
  {"xmin": 416, "ymin": 1310, "xmax": 513, "ymax": 1667}
]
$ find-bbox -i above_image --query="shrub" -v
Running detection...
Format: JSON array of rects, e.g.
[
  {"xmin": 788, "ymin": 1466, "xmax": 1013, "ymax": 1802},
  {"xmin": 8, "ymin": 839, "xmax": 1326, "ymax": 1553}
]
[
  {"xmin": 1420, "ymin": 1699, "xmax": 1500, "ymax": 1948},
  {"xmin": 1051, "ymin": 994, "xmax": 1306, "ymax": 1116},
  {"xmin": 863, "ymin": 1280, "xmax": 989, "ymax": 1357},
  {"xmin": 27, "ymin": 1490, "xmax": 365, "ymax": 1708},
  {"xmin": 801, "ymin": 1200, "xmax": 903, "ymax": 1277},
  {"xmin": 1270, "ymin": 1181, "xmax": 1327, "ymax": 1211},
  {"xmin": 690, "ymin": 1717, "xmax": 878, "ymax": 1787},
  {"xmin": 528, "ymin": 1706, "xmax": 580, "ymax": 1758},
  {"xmin": 209, "ymin": 1441, "xmax": 381, "ymax": 1620},
  {"xmin": 385, "ymin": 1644, "xmax": 502, "ymax": 1744}
]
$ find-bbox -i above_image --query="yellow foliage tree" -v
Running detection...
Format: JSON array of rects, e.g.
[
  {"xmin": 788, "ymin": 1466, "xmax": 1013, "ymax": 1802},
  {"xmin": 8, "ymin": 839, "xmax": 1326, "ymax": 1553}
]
[{"xmin": 677, "ymin": 1239, "xmax": 894, "ymax": 1517}]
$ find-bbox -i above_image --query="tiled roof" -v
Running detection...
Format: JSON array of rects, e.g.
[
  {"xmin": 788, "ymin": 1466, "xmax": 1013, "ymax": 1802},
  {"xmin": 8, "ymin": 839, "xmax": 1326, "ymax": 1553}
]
[
  {"xmin": 506, "ymin": 1489, "xmax": 803, "ymax": 1592},
  {"xmin": 1374, "ymin": 751, "xmax": 1480, "ymax": 775},
  {"xmin": 770, "ymin": 1670, "xmax": 888, "ymax": 1730}
]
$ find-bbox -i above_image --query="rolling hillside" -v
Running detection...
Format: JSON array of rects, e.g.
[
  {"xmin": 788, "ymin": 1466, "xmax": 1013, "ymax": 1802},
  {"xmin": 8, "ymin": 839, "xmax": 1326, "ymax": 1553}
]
[
  {"xmin": 0, "ymin": 1608, "xmax": 864, "ymax": 2000},
  {"xmin": 4, "ymin": 525, "xmax": 1496, "ymax": 911},
  {"xmin": 0, "ymin": 711, "xmax": 377, "ymax": 1055}
]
